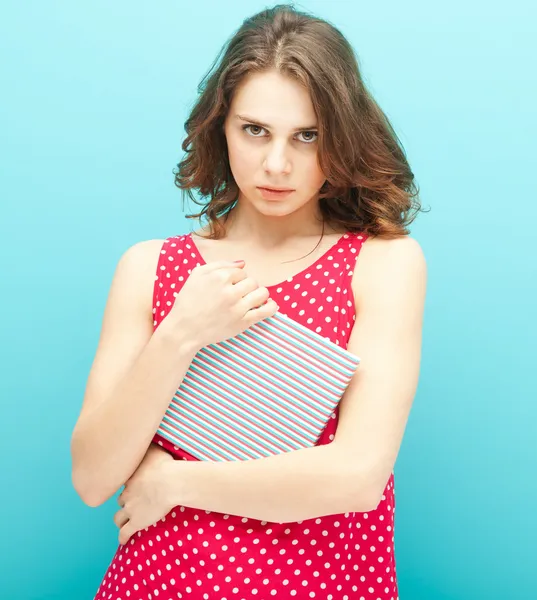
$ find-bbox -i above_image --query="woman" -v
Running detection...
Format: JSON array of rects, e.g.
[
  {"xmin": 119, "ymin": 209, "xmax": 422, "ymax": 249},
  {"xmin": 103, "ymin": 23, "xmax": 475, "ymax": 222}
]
[{"xmin": 72, "ymin": 4, "xmax": 427, "ymax": 599}]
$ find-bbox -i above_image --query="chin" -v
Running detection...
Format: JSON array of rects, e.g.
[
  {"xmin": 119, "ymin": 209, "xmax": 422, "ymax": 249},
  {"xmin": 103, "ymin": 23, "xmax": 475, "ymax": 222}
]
[
  {"xmin": 238, "ymin": 189, "xmax": 310, "ymax": 217},
  {"xmin": 257, "ymin": 201, "xmax": 298, "ymax": 216}
]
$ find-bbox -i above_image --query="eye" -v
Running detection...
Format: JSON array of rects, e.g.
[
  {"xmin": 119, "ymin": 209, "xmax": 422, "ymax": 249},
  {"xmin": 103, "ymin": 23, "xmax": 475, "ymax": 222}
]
[
  {"xmin": 241, "ymin": 124, "xmax": 318, "ymax": 144},
  {"xmin": 242, "ymin": 124, "xmax": 267, "ymax": 137},
  {"xmin": 297, "ymin": 131, "xmax": 318, "ymax": 144}
]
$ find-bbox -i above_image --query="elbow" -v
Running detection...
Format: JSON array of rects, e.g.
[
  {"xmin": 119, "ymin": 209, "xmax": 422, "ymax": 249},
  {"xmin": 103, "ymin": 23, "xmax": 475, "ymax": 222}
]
[
  {"xmin": 70, "ymin": 435, "xmax": 117, "ymax": 507},
  {"xmin": 356, "ymin": 488, "xmax": 384, "ymax": 513},
  {"xmin": 341, "ymin": 464, "xmax": 386, "ymax": 514},
  {"xmin": 71, "ymin": 467, "xmax": 113, "ymax": 508},
  {"xmin": 347, "ymin": 485, "xmax": 381, "ymax": 513}
]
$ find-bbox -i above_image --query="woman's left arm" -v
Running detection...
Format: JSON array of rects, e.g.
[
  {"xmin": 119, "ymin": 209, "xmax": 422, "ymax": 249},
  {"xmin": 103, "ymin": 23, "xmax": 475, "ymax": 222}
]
[{"xmin": 117, "ymin": 236, "xmax": 427, "ymax": 540}]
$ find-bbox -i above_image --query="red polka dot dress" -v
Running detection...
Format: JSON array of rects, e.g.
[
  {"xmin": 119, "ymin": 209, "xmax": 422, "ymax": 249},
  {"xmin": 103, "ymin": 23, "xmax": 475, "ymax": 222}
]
[{"xmin": 93, "ymin": 231, "xmax": 399, "ymax": 600}]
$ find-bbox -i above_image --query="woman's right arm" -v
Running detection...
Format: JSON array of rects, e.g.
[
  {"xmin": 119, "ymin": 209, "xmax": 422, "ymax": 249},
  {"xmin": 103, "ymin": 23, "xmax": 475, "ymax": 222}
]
[
  {"xmin": 70, "ymin": 240, "xmax": 199, "ymax": 507},
  {"xmin": 70, "ymin": 241, "xmax": 277, "ymax": 508}
]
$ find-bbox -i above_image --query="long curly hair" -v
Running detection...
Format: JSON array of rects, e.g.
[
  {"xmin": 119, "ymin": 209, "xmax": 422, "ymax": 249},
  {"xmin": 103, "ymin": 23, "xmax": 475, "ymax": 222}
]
[{"xmin": 174, "ymin": 3, "xmax": 427, "ymax": 239}]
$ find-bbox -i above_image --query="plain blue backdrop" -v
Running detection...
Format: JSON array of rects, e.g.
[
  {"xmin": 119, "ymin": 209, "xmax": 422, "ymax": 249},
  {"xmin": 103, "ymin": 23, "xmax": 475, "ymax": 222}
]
[{"xmin": 1, "ymin": 1, "xmax": 536, "ymax": 598}]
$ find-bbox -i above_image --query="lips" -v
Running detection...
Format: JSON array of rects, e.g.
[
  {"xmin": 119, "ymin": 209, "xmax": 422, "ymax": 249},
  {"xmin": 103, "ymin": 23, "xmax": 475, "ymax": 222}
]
[
  {"xmin": 258, "ymin": 186, "xmax": 295, "ymax": 192},
  {"xmin": 257, "ymin": 186, "xmax": 295, "ymax": 201}
]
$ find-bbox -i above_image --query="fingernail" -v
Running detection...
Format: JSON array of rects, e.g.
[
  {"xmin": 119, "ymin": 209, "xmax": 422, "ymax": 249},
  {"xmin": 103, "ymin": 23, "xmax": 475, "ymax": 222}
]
[{"xmin": 232, "ymin": 259, "xmax": 245, "ymax": 263}]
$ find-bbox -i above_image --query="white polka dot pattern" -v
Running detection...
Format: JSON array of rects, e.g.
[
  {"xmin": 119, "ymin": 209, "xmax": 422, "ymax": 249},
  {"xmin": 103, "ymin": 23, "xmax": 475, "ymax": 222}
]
[{"xmin": 94, "ymin": 231, "xmax": 399, "ymax": 600}]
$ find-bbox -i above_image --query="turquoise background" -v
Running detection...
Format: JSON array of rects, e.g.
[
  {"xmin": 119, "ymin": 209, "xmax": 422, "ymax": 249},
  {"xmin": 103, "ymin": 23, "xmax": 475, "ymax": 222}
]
[{"xmin": 1, "ymin": 1, "xmax": 535, "ymax": 598}]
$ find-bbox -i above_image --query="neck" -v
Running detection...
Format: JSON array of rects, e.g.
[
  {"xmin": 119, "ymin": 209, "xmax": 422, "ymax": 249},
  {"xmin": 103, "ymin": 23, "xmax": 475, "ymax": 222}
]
[{"xmin": 222, "ymin": 195, "xmax": 326, "ymax": 248}]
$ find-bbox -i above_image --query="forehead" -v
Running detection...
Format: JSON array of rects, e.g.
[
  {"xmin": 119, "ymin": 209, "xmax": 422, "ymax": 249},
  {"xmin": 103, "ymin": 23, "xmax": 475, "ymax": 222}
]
[{"xmin": 229, "ymin": 70, "xmax": 317, "ymax": 127}]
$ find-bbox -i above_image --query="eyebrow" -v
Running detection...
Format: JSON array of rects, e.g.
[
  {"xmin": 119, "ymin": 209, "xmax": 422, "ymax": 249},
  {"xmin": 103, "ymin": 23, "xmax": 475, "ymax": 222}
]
[{"xmin": 235, "ymin": 114, "xmax": 318, "ymax": 131}]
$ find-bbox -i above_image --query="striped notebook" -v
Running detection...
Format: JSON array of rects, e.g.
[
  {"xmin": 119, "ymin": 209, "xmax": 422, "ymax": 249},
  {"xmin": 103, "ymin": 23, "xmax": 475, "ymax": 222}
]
[{"xmin": 155, "ymin": 311, "xmax": 360, "ymax": 461}]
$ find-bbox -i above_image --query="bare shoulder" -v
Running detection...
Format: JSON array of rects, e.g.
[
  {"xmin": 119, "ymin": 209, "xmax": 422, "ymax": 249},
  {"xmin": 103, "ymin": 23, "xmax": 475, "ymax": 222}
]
[
  {"xmin": 352, "ymin": 235, "xmax": 427, "ymax": 305},
  {"xmin": 113, "ymin": 239, "xmax": 167, "ymax": 315},
  {"xmin": 118, "ymin": 238, "xmax": 166, "ymax": 271},
  {"xmin": 74, "ymin": 239, "xmax": 167, "ymax": 425},
  {"xmin": 358, "ymin": 234, "xmax": 426, "ymax": 270}
]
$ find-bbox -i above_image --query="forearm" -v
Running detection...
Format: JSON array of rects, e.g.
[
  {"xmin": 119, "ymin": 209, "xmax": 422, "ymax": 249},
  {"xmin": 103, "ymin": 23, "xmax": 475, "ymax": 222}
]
[
  {"xmin": 71, "ymin": 324, "xmax": 198, "ymax": 507},
  {"xmin": 170, "ymin": 442, "xmax": 374, "ymax": 523}
]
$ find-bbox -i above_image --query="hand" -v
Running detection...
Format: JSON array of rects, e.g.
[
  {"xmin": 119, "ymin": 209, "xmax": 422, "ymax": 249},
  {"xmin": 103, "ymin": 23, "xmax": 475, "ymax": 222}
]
[
  {"xmin": 164, "ymin": 260, "xmax": 279, "ymax": 350},
  {"xmin": 114, "ymin": 444, "xmax": 176, "ymax": 545}
]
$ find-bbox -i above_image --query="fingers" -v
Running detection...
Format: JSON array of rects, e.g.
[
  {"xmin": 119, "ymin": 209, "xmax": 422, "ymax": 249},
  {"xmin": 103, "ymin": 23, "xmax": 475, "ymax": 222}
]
[
  {"xmin": 232, "ymin": 276, "xmax": 261, "ymax": 298},
  {"xmin": 236, "ymin": 285, "xmax": 272, "ymax": 314},
  {"xmin": 243, "ymin": 298, "xmax": 279, "ymax": 326},
  {"xmin": 200, "ymin": 260, "xmax": 246, "ymax": 273},
  {"xmin": 114, "ymin": 508, "xmax": 129, "ymax": 529},
  {"xmin": 228, "ymin": 266, "xmax": 249, "ymax": 285},
  {"xmin": 194, "ymin": 262, "xmax": 248, "ymax": 285},
  {"xmin": 119, "ymin": 524, "xmax": 132, "ymax": 546}
]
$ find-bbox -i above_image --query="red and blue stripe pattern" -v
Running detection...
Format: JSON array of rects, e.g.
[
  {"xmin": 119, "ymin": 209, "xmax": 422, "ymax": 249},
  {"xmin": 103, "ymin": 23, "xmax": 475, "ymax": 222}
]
[{"xmin": 156, "ymin": 312, "xmax": 360, "ymax": 461}]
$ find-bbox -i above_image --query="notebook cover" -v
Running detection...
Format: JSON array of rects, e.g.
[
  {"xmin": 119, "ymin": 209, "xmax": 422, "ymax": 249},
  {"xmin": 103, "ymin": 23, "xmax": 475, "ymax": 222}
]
[{"xmin": 155, "ymin": 311, "xmax": 360, "ymax": 461}]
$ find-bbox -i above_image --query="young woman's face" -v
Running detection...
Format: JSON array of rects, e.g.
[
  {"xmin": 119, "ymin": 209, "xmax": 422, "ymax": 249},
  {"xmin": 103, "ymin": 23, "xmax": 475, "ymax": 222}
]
[{"xmin": 223, "ymin": 69, "xmax": 326, "ymax": 217}]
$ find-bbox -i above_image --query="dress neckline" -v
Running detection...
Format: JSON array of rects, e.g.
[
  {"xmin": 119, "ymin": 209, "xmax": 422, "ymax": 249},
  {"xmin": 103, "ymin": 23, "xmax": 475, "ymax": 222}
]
[{"xmin": 186, "ymin": 231, "xmax": 352, "ymax": 289}]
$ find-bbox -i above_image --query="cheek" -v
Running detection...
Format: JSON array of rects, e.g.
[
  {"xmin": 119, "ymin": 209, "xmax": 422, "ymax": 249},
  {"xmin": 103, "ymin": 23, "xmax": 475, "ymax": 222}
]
[
  {"xmin": 302, "ymin": 153, "xmax": 326, "ymax": 189},
  {"xmin": 227, "ymin": 137, "xmax": 257, "ymax": 183}
]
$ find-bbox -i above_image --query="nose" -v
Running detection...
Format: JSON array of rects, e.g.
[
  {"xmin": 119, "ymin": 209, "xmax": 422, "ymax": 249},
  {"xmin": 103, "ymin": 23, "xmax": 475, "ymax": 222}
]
[{"xmin": 263, "ymin": 140, "xmax": 291, "ymax": 175}]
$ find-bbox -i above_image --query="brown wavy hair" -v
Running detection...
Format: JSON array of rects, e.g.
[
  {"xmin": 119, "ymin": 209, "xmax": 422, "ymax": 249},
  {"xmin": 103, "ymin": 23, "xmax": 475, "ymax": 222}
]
[{"xmin": 175, "ymin": 3, "xmax": 427, "ymax": 239}]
